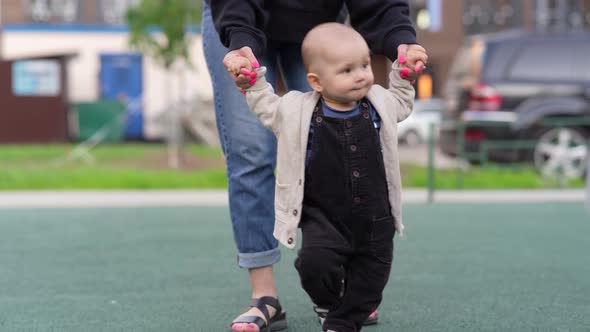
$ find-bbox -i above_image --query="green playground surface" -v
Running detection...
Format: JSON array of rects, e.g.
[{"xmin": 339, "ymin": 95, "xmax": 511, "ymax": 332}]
[{"xmin": 1, "ymin": 202, "xmax": 589, "ymax": 332}]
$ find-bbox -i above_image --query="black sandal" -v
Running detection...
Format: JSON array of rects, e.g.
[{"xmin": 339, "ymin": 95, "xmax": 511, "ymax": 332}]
[{"xmin": 230, "ymin": 296, "xmax": 288, "ymax": 332}]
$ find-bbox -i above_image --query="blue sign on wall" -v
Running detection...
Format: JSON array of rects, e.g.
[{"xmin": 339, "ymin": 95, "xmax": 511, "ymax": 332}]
[{"xmin": 12, "ymin": 60, "xmax": 61, "ymax": 96}]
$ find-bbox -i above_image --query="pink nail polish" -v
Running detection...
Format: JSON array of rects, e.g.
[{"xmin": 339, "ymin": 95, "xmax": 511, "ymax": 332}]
[
  {"xmin": 252, "ymin": 61, "xmax": 260, "ymax": 68},
  {"xmin": 416, "ymin": 66, "xmax": 422, "ymax": 73},
  {"xmin": 242, "ymin": 69, "xmax": 250, "ymax": 76},
  {"xmin": 250, "ymin": 72, "xmax": 258, "ymax": 78},
  {"xmin": 399, "ymin": 56, "xmax": 406, "ymax": 64},
  {"xmin": 241, "ymin": 90, "xmax": 246, "ymax": 95},
  {"xmin": 249, "ymin": 79, "xmax": 256, "ymax": 85}
]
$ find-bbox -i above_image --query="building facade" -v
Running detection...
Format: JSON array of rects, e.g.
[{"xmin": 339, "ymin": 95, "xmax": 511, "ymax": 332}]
[{"xmin": 0, "ymin": 0, "xmax": 210, "ymax": 141}]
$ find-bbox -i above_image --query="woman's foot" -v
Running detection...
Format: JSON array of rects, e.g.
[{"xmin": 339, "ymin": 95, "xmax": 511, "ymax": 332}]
[
  {"xmin": 230, "ymin": 297, "xmax": 287, "ymax": 332},
  {"xmin": 231, "ymin": 306, "xmax": 276, "ymax": 331}
]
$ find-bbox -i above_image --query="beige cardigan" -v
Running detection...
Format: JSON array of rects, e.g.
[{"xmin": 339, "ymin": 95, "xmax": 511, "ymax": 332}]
[{"xmin": 245, "ymin": 62, "xmax": 415, "ymax": 249}]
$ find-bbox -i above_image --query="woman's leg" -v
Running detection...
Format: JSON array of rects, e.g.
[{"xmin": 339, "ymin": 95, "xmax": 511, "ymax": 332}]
[
  {"xmin": 275, "ymin": 42, "xmax": 310, "ymax": 92},
  {"xmin": 202, "ymin": 2, "xmax": 283, "ymax": 330}
]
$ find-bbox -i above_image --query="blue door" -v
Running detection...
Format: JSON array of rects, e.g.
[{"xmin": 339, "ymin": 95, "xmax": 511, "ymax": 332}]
[{"xmin": 99, "ymin": 53, "xmax": 144, "ymax": 139}]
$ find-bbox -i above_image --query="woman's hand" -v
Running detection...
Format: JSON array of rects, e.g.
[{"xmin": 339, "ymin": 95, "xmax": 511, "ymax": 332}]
[
  {"xmin": 223, "ymin": 46, "xmax": 260, "ymax": 92},
  {"xmin": 396, "ymin": 44, "xmax": 428, "ymax": 81}
]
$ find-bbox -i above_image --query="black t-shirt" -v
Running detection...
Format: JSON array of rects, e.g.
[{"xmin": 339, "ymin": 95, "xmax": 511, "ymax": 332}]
[{"xmin": 209, "ymin": 0, "xmax": 416, "ymax": 61}]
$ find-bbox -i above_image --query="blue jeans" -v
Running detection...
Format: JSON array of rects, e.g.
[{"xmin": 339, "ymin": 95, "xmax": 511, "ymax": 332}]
[{"xmin": 202, "ymin": 2, "xmax": 310, "ymax": 269}]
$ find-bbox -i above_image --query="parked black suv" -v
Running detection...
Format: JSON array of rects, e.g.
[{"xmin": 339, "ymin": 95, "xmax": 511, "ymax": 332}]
[{"xmin": 439, "ymin": 31, "xmax": 590, "ymax": 178}]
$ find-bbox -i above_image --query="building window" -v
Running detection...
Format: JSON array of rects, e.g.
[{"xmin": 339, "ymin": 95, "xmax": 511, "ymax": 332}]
[
  {"xmin": 410, "ymin": 0, "xmax": 442, "ymax": 32},
  {"xmin": 24, "ymin": 0, "xmax": 81, "ymax": 23},
  {"xmin": 463, "ymin": 0, "xmax": 522, "ymax": 35},
  {"xmin": 99, "ymin": 0, "xmax": 140, "ymax": 24},
  {"xmin": 535, "ymin": 0, "xmax": 590, "ymax": 31},
  {"xmin": 12, "ymin": 60, "xmax": 61, "ymax": 97}
]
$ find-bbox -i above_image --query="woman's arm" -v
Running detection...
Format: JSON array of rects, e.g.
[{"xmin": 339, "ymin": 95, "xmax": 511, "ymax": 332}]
[
  {"xmin": 210, "ymin": 0, "xmax": 268, "ymax": 57},
  {"xmin": 345, "ymin": 0, "xmax": 416, "ymax": 61}
]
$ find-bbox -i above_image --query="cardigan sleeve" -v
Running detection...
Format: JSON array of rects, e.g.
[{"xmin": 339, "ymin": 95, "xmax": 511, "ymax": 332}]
[
  {"xmin": 386, "ymin": 61, "xmax": 416, "ymax": 122},
  {"xmin": 244, "ymin": 67, "xmax": 283, "ymax": 134}
]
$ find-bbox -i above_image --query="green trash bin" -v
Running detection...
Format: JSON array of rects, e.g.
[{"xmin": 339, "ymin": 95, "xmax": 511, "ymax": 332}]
[{"xmin": 71, "ymin": 100, "xmax": 126, "ymax": 142}]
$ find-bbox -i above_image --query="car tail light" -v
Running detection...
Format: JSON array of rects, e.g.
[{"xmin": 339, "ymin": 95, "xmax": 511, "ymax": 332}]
[
  {"xmin": 467, "ymin": 83, "xmax": 502, "ymax": 111},
  {"xmin": 465, "ymin": 129, "xmax": 485, "ymax": 140}
]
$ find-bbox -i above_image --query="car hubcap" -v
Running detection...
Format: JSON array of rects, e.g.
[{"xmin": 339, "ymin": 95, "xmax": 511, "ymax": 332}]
[{"xmin": 534, "ymin": 128, "xmax": 588, "ymax": 178}]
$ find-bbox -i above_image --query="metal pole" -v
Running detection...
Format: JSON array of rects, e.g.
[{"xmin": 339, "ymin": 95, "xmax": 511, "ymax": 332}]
[
  {"xmin": 427, "ymin": 122, "xmax": 436, "ymax": 203},
  {"xmin": 586, "ymin": 152, "xmax": 590, "ymax": 214},
  {"xmin": 457, "ymin": 122, "xmax": 465, "ymax": 189}
]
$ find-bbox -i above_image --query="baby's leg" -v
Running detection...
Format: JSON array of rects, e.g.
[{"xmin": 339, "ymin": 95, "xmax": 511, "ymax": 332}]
[
  {"xmin": 324, "ymin": 237, "xmax": 394, "ymax": 331},
  {"xmin": 294, "ymin": 247, "xmax": 347, "ymax": 310}
]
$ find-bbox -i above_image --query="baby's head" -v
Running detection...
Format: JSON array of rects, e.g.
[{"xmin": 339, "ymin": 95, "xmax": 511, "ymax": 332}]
[{"xmin": 302, "ymin": 23, "xmax": 374, "ymax": 109}]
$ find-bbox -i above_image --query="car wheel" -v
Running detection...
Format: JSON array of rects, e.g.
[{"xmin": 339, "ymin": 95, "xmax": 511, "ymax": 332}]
[
  {"xmin": 403, "ymin": 130, "xmax": 422, "ymax": 146},
  {"xmin": 533, "ymin": 126, "xmax": 588, "ymax": 178}
]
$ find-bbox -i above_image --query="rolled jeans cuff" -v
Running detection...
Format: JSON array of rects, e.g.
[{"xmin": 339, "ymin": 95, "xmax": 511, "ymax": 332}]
[{"xmin": 238, "ymin": 247, "xmax": 281, "ymax": 269}]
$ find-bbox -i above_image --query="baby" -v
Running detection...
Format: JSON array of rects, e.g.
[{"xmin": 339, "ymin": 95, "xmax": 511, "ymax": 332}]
[{"xmin": 237, "ymin": 23, "xmax": 417, "ymax": 332}]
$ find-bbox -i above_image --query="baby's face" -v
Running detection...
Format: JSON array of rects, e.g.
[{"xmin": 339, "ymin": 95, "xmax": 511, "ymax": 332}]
[{"xmin": 315, "ymin": 39, "xmax": 374, "ymax": 108}]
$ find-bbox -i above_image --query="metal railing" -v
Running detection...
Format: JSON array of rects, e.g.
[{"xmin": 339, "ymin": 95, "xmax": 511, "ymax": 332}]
[{"xmin": 423, "ymin": 116, "xmax": 590, "ymax": 200}]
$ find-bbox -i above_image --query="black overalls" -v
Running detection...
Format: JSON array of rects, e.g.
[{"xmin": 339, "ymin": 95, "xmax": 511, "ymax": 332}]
[{"xmin": 294, "ymin": 99, "xmax": 396, "ymax": 332}]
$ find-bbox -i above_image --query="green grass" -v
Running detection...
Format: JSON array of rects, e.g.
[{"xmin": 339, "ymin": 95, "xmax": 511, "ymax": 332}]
[
  {"xmin": 0, "ymin": 144, "xmax": 585, "ymax": 190},
  {"xmin": 0, "ymin": 166, "xmax": 228, "ymax": 189},
  {"xmin": 0, "ymin": 144, "xmax": 227, "ymax": 189},
  {"xmin": 402, "ymin": 163, "xmax": 586, "ymax": 189}
]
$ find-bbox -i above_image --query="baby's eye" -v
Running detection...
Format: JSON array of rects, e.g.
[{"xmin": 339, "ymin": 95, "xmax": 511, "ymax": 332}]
[{"xmin": 343, "ymin": 68, "xmax": 352, "ymax": 74}]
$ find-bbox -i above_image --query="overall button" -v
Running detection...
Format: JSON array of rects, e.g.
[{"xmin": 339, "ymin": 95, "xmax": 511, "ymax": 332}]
[
  {"xmin": 353, "ymin": 197, "xmax": 361, "ymax": 204},
  {"xmin": 350, "ymin": 144, "xmax": 357, "ymax": 152},
  {"xmin": 352, "ymin": 170, "xmax": 360, "ymax": 178},
  {"xmin": 287, "ymin": 238, "xmax": 294, "ymax": 245},
  {"xmin": 292, "ymin": 209, "xmax": 299, "ymax": 216},
  {"xmin": 316, "ymin": 117, "xmax": 323, "ymax": 123},
  {"xmin": 363, "ymin": 112, "xmax": 370, "ymax": 119},
  {"xmin": 345, "ymin": 121, "xmax": 353, "ymax": 128},
  {"xmin": 361, "ymin": 102, "xmax": 369, "ymax": 109},
  {"xmin": 313, "ymin": 106, "xmax": 319, "ymax": 113}
]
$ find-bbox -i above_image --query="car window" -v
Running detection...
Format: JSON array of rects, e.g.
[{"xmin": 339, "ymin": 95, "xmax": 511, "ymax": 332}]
[
  {"xmin": 482, "ymin": 42, "xmax": 519, "ymax": 81},
  {"xmin": 507, "ymin": 41, "xmax": 586, "ymax": 82}
]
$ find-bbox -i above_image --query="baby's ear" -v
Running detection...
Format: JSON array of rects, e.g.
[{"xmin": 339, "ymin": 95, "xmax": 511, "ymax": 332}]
[{"xmin": 306, "ymin": 73, "xmax": 322, "ymax": 92}]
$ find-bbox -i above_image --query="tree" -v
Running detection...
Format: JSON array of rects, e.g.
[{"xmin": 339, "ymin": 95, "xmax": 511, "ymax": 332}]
[{"xmin": 126, "ymin": 0, "xmax": 201, "ymax": 168}]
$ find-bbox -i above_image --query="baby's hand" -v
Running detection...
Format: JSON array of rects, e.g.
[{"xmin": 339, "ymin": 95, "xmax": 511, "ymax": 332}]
[
  {"xmin": 224, "ymin": 53, "xmax": 251, "ymax": 76},
  {"xmin": 223, "ymin": 46, "xmax": 260, "ymax": 92},
  {"xmin": 397, "ymin": 44, "xmax": 428, "ymax": 81}
]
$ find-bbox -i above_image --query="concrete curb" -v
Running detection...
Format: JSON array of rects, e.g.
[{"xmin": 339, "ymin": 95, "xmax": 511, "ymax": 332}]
[{"xmin": 0, "ymin": 189, "xmax": 586, "ymax": 208}]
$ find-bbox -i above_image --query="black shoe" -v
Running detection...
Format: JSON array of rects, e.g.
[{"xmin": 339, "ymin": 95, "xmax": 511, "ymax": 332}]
[{"xmin": 313, "ymin": 306, "xmax": 378, "ymax": 327}]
